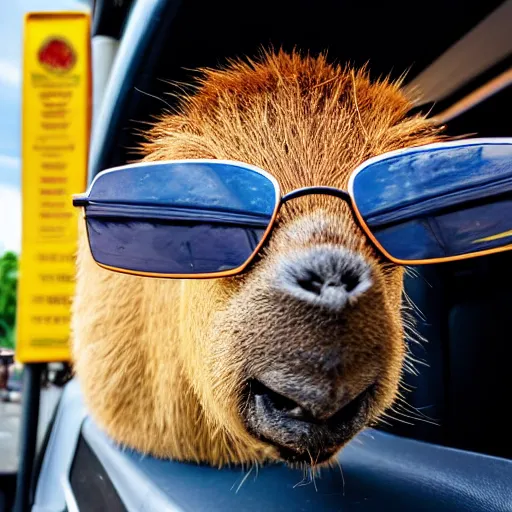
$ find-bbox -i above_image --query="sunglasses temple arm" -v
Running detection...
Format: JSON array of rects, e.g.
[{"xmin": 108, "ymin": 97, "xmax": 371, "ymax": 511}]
[{"xmin": 72, "ymin": 194, "xmax": 89, "ymax": 207}]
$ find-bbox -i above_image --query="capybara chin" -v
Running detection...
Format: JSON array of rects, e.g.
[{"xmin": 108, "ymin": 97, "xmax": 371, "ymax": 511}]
[{"xmin": 72, "ymin": 50, "xmax": 443, "ymax": 467}]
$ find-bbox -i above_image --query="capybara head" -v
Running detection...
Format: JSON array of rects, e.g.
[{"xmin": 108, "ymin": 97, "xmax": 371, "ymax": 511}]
[{"xmin": 72, "ymin": 50, "xmax": 443, "ymax": 467}]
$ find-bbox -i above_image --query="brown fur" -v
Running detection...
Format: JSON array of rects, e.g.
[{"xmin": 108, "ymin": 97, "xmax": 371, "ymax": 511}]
[{"xmin": 72, "ymin": 50, "xmax": 443, "ymax": 467}]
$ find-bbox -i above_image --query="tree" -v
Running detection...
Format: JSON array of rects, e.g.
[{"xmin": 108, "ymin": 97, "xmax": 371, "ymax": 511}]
[{"xmin": 0, "ymin": 251, "xmax": 18, "ymax": 349}]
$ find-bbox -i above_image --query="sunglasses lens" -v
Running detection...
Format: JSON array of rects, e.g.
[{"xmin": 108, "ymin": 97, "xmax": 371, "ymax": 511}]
[
  {"xmin": 85, "ymin": 161, "xmax": 278, "ymax": 275},
  {"xmin": 352, "ymin": 141, "xmax": 512, "ymax": 262}
]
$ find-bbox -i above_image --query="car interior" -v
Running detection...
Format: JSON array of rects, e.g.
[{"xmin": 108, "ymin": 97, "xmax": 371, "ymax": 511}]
[{"xmin": 2, "ymin": 0, "xmax": 512, "ymax": 511}]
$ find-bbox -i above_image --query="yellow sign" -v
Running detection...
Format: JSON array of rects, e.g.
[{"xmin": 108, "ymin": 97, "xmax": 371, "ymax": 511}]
[{"xmin": 16, "ymin": 12, "xmax": 91, "ymax": 363}]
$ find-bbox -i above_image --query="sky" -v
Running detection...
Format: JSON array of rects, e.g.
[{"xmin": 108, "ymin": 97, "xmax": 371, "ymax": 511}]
[{"xmin": 0, "ymin": 0, "xmax": 90, "ymax": 254}]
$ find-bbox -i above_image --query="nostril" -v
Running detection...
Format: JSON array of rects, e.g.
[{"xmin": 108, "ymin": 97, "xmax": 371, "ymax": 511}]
[
  {"xmin": 276, "ymin": 246, "xmax": 372, "ymax": 311},
  {"xmin": 341, "ymin": 270, "xmax": 360, "ymax": 293},
  {"xmin": 248, "ymin": 379, "xmax": 308, "ymax": 419},
  {"xmin": 297, "ymin": 270, "xmax": 360, "ymax": 295},
  {"xmin": 297, "ymin": 271, "xmax": 324, "ymax": 295}
]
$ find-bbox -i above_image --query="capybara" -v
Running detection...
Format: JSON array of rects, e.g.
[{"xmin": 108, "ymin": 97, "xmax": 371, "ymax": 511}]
[{"xmin": 72, "ymin": 50, "xmax": 442, "ymax": 467}]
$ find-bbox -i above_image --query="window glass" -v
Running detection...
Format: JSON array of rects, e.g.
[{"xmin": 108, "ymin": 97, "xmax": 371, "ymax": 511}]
[{"xmin": 70, "ymin": 436, "xmax": 127, "ymax": 511}]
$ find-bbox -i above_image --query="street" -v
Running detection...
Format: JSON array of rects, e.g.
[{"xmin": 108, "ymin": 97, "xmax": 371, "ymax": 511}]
[
  {"xmin": 0, "ymin": 386, "xmax": 62, "ymax": 473},
  {"xmin": 0, "ymin": 400, "xmax": 20, "ymax": 473}
]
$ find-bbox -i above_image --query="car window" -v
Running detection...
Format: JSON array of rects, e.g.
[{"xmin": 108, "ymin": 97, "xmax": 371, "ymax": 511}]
[{"xmin": 69, "ymin": 436, "xmax": 127, "ymax": 511}]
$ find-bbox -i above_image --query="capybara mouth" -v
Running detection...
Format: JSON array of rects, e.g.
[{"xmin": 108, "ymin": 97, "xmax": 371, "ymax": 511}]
[{"xmin": 241, "ymin": 378, "xmax": 374, "ymax": 465}]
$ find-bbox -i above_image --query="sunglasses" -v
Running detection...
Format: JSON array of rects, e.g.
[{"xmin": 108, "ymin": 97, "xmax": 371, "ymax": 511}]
[{"xmin": 73, "ymin": 138, "xmax": 512, "ymax": 279}]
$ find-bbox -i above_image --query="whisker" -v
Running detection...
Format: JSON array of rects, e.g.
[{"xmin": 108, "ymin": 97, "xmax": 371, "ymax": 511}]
[
  {"xmin": 231, "ymin": 464, "xmax": 254, "ymax": 493},
  {"xmin": 134, "ymin": 87, "xmax": 174, "ymax": 110},
  {"xmin": 380, "ymin": 411, "xmax": 415, "ymax": 426},
  {"xmin": 394, "ymin": 398, "xmax": 439, "ymax": 423},
  {"xmin": 310, "ymin": 467, "xmax": 318, "ymax": 493},
  {"xmin": 389, "ymin": 406, "xmax": 439, "ymax": 426},
  {"xmin": 293, "ymin": 471, "xmax": 310, "ymax": 489},
  {"xmin": 293, "ymin": 464, "xmax": 309, "ymax": 488},
  {"xmin": 403, "ymin": 290, "xmax": 427, "ymax": 321},
  {"xmin": 374, "ymin": 417, "xmax": 393, "ymax": 427},
  {"xmin": 335, "ymin": 458, "xmax": 346, "ymax": 496},
  {"xmin": 404, "ymin": 266, "xmax": 433, "ymax": 289}
]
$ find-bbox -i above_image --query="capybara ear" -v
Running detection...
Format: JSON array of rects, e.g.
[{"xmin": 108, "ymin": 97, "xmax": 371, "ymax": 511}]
[{"xmin": 72, "ymin": 49, "xmax": 443, "ymax": 467}]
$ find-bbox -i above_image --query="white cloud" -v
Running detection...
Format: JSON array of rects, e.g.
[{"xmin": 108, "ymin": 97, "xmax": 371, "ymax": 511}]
[
  {"xmin": 0, "ymin": 59, "xmax": 20, "ymax": 87},
  {"xmin": 0, "ymin": 184, "xmax": 21, "ymax": 253},
  {"xmin": 0, "ymin": 154, "xmax": 20, "ymax": 188},
  {"xmin": 0, "ymin": 154, "xmax": 19, "ymax": 169}
]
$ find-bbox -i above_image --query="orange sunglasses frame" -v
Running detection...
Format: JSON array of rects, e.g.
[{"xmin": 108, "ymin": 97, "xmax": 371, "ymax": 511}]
[{"xmin": 74, "ymin": 138, "xmax": 512, "ymax": 279}]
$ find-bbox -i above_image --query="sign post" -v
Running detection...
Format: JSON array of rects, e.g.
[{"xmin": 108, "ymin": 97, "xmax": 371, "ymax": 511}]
[
  {"xmin": 13, "ymin": 12, "xmax": 91, "ymax": 512},
  {"xmin": 16, "ymin": 12, "xmax": 91, "ymax": 364}
]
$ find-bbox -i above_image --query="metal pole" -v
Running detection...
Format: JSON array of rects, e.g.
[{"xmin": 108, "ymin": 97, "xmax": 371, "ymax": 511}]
[{"xmin": 13, "ymin": 363, "xmax": 44, "ymax": 512}]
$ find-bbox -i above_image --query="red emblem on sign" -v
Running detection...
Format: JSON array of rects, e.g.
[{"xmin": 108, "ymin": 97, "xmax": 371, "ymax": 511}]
[{"xmin": 38, "ymin": 38, "xmax": 76, "ymax": 73}]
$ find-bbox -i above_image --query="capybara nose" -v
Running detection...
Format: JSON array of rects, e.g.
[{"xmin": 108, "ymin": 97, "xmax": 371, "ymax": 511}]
[
  {"xmin": 274, "ymin": 246, "xmax": 373, "ymax": 312},
  {"xmin": 243, "ymin": 377, "xmax": 374, "ymax": 463}
]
